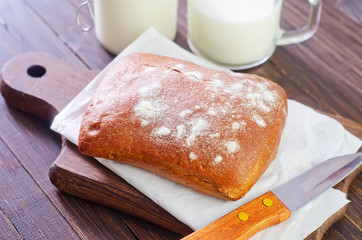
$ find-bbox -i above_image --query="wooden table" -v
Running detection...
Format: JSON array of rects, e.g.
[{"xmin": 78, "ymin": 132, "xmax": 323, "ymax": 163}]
[{"xmin": 0, "ymin": 0, "xmax": 360, "ymax": 239}]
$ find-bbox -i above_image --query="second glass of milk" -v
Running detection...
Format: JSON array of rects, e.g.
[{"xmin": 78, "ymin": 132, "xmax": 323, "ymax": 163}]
[
  {"xmin": 188, "ymin": 0, "xmax": 282, "ymax": 69},
  {"xmin": 188, "ymin": 0, "xmax": 321, "ymax": 69}
]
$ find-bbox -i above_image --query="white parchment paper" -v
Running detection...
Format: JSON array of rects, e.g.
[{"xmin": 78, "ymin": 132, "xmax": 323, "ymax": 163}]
[{"xmin": 51, "ymin": 28, "xmax": 361, "ymax": 239}]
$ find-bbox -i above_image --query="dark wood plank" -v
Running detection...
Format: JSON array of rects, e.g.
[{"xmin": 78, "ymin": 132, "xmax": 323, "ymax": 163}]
[
  {"xmin": 0, "ymin": 208, "xmax": 22, "ymax": 240},
  {"xmin": 329, "ymin": 0, "xmax": 362, "ymax": 24},
  {"xmin": 323, "ymin": 214, "xmax": 361, "ymax": 240},
  {"xmin": 344, "ymin": 174, "xmax": 362, "ymax": 227},
  {"xmin": 24, "ymin": 0, "xmax": 113, "ymax": 71},
  {"xmin": 0, "ymin": 0, "xmax": 84, "ymax": 67},
  {"xmin": 274, "ymin": 0, "xmax": 362, "ymax": 123},
  {"xmin": 0, "ymin": 127, "xmax": 80, "ymax": 239},
  {"xmin": 327, "ymin": 173, "xmax": 362, "ymax": 239},
  {"xmin": 174, "ymin": 0, "xmax": 189, "ymax": 51},
  {"xmin": 119, "ymin": 214, "xmax": 183, "ymax": 240}
]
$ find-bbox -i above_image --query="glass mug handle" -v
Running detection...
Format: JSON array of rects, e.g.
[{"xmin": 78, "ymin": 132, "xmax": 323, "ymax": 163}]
[
  {"xmin": 277, "ymin": 0, "xmax": 322, "ymax": 46},
  {"xmin": 76, "ymin": 0, "xmax": 94, "ymax": 32}
]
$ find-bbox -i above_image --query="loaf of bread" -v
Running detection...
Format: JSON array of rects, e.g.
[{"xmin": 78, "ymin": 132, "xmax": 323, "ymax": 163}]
[{"xmin": 78, "ymin": 52, "xmax": 287, "ymax": 201}]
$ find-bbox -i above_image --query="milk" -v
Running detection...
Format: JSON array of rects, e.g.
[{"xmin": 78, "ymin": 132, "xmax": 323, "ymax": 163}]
[
  {"xmin": 94, "ymin": 0, "xmax": 178, "ymax": 54},
  {"xmin": 188, "ymin": 0, "xmax": 282, "ymax": 67}
]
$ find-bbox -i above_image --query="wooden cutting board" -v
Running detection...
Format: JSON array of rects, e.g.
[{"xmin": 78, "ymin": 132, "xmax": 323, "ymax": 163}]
[{"xmin": 1, "ymin": 52, "xmax": 360, "ymax": 239}]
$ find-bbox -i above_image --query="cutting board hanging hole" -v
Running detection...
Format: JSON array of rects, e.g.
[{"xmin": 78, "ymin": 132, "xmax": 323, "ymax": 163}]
[{"xmin": 27, "ymin": 65, "xmax": 46, "ymax": 78}]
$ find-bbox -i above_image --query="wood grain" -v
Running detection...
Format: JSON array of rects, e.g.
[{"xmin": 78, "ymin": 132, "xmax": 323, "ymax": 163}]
[
  {"xmin": 0, "ymin": 118, "xmax": 80, "ymax": 239},
  {"xmin": 276, "ymin": 0, "xmax": 362, "ymax": 123},
  {"xmin": 24, "ymin": 0, "xmax": 113, "ymax": 71},
  {"xmin": 0, "ymin": 200, "xmax": 22, "ymax": 240}
]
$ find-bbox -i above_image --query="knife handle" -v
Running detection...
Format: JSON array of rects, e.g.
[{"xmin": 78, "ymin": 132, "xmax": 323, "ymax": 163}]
[{"xmin": 182, "ymin": 191, "xmax": 291, "ymax": 240}]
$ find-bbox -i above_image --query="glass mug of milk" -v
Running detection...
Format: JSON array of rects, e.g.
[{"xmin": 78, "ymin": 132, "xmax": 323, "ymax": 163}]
[
  {"xmin": 187, "ymin": 0, "xmax": 322, "ymax": 69},
  {"xmin": 76, "ymin": 0, "xmax": 178, "ymax": 55}
]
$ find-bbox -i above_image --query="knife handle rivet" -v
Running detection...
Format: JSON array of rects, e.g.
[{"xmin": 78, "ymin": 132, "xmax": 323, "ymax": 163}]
[
  {"xmin": 238, "ymin": 212, "xmax": 248, "ymax": 221},
  {"xmin": 263, "ymin": 198, "xmax": 273, "ymax": 207}
]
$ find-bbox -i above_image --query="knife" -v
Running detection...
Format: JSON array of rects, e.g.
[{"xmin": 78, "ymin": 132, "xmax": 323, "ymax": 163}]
[{"xmin": 182, "ymin": 152, "xmax": 361, "ymax": 240}]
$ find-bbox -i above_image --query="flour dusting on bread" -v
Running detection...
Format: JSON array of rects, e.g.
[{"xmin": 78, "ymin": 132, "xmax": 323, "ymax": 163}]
[{"xmin": 78, "ymin": 53, "xmax": 287, "ymax": 200}]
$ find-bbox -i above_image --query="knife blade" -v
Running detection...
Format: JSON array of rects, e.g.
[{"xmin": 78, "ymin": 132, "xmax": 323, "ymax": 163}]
[{"xmin": 182, "ymin": 152, "xmax": 361, "ymax": 240}]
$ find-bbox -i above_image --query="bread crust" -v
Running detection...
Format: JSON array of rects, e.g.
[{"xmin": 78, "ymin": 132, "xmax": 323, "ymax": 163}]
[{"xmin": 78, "ymin": 53, "xmax": 287, "ymax": 201}]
